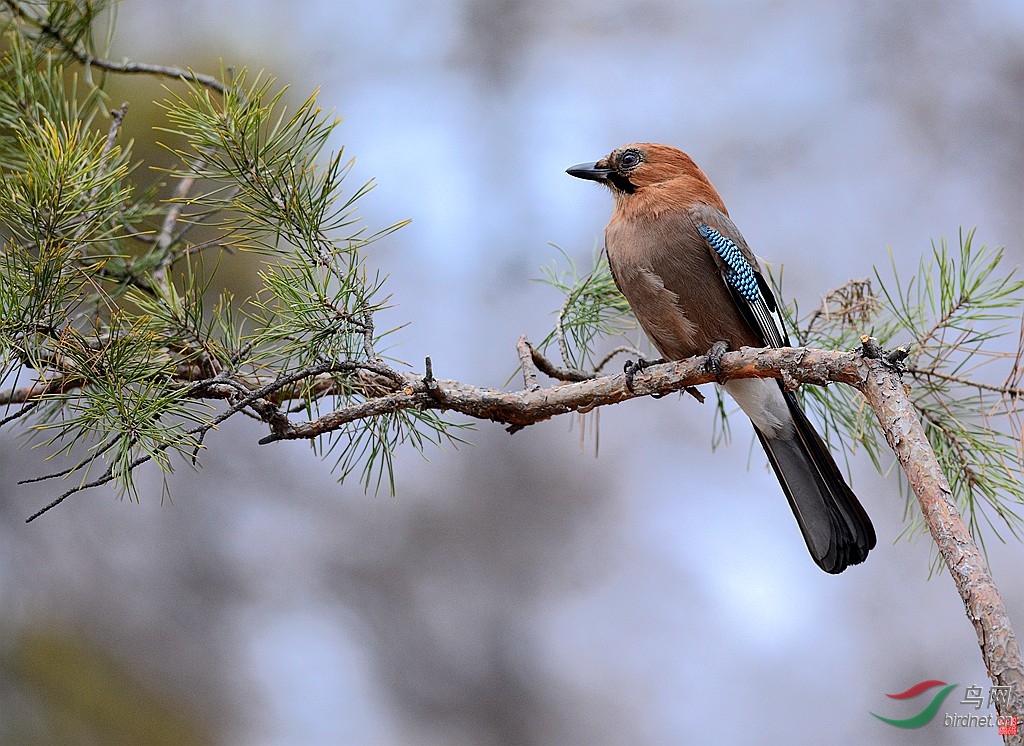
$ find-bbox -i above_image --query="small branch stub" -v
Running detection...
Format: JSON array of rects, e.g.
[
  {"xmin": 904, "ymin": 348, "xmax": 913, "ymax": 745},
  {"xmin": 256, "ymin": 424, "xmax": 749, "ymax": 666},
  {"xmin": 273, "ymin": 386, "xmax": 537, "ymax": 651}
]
[{"xmin": 422, "ymin": 356, "xmax": 443, "ymax": 400}]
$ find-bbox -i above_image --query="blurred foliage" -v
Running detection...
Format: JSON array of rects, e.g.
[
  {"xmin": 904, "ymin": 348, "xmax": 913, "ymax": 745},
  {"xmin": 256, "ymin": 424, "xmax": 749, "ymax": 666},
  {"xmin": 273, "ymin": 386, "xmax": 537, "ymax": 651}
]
[
  {"xmin": 0, "ymin": 1, "xmax": 467, "ymax": 510},
  {"xmin": 541, "ymin": 228, "xmax": 1024, "ymax": 554},
  {"xmin": 0, "ymin": 627, "xmax": 211, "ymax": 744}
]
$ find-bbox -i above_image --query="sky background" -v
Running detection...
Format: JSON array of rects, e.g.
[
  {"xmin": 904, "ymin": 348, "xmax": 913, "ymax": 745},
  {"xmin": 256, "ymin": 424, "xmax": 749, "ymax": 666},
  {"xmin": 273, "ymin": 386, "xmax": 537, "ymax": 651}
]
[{"xmin": 3, "ymin": 1, "xmax": 1024, "ymax": 743}]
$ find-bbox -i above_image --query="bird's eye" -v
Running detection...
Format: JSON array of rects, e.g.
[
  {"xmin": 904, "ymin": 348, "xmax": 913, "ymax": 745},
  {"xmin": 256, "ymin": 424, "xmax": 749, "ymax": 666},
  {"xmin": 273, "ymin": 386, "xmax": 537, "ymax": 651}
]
[{"xmin": 619, "ymin": 150, "xmax": 642, "ymax": 170}]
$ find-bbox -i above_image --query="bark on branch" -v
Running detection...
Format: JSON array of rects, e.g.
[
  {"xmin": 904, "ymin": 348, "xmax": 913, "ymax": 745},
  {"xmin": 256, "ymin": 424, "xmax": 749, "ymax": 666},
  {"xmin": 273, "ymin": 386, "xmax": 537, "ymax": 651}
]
[{"xmin": 258, "ymin": 345, "xmax": 858, "ymax": 442}]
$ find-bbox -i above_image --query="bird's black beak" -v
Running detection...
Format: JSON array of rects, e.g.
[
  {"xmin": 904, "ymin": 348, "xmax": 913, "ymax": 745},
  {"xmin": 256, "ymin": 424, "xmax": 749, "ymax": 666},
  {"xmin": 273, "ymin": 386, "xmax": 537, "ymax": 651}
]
[{"xmin": 566, "ymin": 161, "xmax": 614, "ymax": 183}]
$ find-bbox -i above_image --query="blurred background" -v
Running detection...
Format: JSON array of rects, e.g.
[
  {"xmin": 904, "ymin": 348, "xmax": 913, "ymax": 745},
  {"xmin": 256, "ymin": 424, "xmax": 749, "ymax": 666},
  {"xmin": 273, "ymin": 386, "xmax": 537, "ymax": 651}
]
[{"xmin": 3, "ymin": 1, "xmax": 1024, "ymax": 743}]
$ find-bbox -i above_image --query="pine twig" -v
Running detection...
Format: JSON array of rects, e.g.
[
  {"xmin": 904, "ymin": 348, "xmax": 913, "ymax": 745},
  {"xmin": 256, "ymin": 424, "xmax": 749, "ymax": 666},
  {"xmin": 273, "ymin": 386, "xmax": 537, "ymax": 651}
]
[{"xmin": 1, "ymin": 1, "xmax": 228, "ymax": 95}]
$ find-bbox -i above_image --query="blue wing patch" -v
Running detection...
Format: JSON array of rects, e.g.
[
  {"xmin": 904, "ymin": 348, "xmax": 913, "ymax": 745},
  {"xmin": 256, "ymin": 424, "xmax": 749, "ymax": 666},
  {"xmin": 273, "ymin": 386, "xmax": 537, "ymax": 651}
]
[
  {"xmin": 696, "ymin": 222, "xmax": 788, "ymax": 348},
  {"xmin": 697, "ymin": 224, "xmax": 760, "ymax": 303}
]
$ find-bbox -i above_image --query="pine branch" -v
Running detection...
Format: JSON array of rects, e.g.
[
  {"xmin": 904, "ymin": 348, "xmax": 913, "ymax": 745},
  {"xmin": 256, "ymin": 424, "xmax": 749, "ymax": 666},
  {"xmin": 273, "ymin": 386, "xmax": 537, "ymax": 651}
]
[
  {"xmin": 1, "ymin": 0, "xmax": 228, "ymax": 95},
  {"xmin": 906, "ymin": 366, "xmax": 1024, "ymax": 399},
  {"xmin": 858, "ymin": 343, "xmax": 1024, "ymax": 731}
]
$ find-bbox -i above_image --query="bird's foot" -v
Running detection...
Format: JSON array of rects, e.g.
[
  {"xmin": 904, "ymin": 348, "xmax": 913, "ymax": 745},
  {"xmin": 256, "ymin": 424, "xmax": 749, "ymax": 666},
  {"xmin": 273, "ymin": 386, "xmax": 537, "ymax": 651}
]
[
  {"xmin": 624, "ymin": 356, "xmax": 666, "ymax": 395},
  {"xmin": 704, "ymin": 341, "xmax": 730, "ymax": 383}
]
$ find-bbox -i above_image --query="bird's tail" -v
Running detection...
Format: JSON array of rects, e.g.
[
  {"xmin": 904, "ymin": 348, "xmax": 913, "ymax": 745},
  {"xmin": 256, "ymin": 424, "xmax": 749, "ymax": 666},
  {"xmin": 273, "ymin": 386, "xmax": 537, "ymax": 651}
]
[{"xmin": 754, "ymin": 388, "xmax": 876, "ymax": 574}]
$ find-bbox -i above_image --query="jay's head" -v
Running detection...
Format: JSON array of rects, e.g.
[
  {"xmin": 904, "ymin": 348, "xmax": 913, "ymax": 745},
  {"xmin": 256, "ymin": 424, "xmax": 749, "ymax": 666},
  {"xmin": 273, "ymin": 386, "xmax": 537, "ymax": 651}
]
[{"xmin": 567, "ymin": 143, "xmax": 717, "ymax": 206}]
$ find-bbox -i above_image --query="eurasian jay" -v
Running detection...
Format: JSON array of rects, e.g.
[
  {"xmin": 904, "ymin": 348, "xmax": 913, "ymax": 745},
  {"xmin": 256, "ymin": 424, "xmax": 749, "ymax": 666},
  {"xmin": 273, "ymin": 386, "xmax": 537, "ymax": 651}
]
[{"xmin": 568, "ymin": 143, "xmax": 875, "ymax": 573}]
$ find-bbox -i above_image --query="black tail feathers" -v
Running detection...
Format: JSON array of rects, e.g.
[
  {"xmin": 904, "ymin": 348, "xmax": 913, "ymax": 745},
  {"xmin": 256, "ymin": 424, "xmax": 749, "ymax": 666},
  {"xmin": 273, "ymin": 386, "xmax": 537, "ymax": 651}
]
[{"xmin": 755, "ymin": 389, "xmax": 876, "ymax": 574}]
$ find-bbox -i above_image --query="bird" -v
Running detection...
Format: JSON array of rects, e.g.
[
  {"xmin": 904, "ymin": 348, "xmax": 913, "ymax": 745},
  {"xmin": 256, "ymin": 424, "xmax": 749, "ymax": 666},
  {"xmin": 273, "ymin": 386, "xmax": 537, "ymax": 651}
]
[{"xmin": 567, "ymin": 143, "xmax": 875, "ymax": 573}]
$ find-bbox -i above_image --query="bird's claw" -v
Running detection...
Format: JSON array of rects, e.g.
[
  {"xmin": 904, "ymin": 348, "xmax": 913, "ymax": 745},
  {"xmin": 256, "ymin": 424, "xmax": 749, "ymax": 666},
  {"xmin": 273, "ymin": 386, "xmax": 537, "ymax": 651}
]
[
  {"xmin": 623, "ymin": 356, "xmax": 666, "ymax": 395},
  {"xmin": 704, "ymin": 341, "xmax": 729, "ymax": 383}
]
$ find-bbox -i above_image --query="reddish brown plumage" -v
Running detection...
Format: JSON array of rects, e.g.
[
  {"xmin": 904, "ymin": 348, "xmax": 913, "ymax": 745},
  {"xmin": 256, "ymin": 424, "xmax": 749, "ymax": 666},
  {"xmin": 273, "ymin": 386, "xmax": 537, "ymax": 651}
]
[
  {"xmin": 567, "ymin": 143, "xmax": 876, "ymax": 573},
  {"xmin": 590, "ymin": 143, "xmax": 762, "ymax": 358}
]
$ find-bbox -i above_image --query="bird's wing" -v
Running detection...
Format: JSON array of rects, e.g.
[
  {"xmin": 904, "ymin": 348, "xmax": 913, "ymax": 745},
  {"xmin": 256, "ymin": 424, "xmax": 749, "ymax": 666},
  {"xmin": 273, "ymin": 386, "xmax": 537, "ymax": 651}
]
[{"xmin": 690, "ymin": 206, "xmax": 790, "ymax": 349}]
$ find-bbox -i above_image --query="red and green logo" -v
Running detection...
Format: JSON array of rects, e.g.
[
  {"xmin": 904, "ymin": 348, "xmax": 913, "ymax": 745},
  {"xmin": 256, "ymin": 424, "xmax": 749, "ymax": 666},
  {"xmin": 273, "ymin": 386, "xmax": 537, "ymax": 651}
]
[{"xmin": 870, "ymin": 680, "xmax": 958, "ymax": 728}]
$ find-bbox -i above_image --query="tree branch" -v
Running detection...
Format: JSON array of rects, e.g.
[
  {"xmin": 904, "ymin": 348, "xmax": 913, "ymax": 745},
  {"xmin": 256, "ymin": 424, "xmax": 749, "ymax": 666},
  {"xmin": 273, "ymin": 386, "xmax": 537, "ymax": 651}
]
[
  {"xmin": 1, "ymin": 1, "xmax": 228, "ymax": 95},
  {"xmin": 515, "ymin": 334, "xmax": 542, "ymax": 390},
  {"xmin": 149, "ymin": 168, "xmax": 199, "ymax": 297},
  {"xmin": 859, "ymin": 361, "xmax": 1024, "ymax": 738},
  {"xmin": 908, "ymin": 366, "xmax": 1024, "ymax": 399},
  {"xmin": 260, "ymin": 346, "xmax": 858, "ymax": 443}
]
